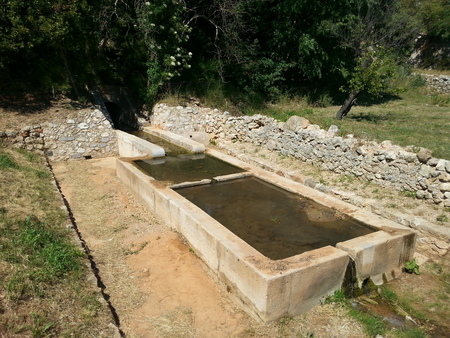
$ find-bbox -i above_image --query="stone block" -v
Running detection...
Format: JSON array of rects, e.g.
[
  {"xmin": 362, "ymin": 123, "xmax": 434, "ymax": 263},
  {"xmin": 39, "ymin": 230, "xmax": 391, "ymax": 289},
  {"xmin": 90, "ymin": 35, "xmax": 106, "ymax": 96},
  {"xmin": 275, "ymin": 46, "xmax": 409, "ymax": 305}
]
[{"xmin": 283, "ymin": 116, "xmax": 309, "ymax": 132}]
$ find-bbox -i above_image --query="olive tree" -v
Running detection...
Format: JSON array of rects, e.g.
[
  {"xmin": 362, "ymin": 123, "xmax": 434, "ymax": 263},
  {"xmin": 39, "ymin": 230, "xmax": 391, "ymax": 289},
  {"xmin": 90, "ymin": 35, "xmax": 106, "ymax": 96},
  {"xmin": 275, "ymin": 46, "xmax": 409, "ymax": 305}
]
[{"xmin": 334, "ymin": 0, "xmax": 420, "ymax": 119}]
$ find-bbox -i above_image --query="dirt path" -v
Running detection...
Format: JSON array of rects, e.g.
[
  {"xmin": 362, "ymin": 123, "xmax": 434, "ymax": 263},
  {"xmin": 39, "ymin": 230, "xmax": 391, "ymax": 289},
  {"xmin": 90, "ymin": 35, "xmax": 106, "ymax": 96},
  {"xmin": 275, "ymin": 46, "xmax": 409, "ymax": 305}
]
[{"xmin": 52, "ymin": 157, "xmax": 368, "ymax": 338}]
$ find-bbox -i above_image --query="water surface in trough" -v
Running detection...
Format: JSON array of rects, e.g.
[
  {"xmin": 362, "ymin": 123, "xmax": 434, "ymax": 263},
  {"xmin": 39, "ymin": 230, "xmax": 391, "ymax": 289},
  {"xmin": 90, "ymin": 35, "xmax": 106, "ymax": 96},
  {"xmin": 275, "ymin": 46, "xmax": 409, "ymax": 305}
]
[
  {"xmin": 134, "ymin": 154, "xmax": 245, "ymax": 185},
  {"xmin": 176, "ymin": 177, "xmax": 375, "ymax": 260}
]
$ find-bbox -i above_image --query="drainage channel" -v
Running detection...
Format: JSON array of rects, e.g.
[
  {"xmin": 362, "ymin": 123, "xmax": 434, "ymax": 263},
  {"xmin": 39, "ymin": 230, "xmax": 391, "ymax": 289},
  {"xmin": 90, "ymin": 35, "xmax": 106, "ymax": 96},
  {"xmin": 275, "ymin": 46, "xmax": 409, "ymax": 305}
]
[{"xmin": 45, "ymin": 157, "xmax": 126, "ymax": 337}]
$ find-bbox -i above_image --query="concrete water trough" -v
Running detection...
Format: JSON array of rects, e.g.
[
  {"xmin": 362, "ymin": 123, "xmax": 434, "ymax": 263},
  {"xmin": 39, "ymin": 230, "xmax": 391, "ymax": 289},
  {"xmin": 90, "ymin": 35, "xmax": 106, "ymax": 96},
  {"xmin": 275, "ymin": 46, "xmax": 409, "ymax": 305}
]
[{"xmin": 115, "ymin": 129, "xmax": 416, "ymax": 322}]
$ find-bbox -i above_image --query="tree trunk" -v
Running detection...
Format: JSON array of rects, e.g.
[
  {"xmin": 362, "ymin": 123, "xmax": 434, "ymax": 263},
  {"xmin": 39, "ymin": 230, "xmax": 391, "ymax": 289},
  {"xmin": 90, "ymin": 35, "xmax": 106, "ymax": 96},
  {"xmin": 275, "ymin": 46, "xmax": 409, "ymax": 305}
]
[
  {"xmin": 60, "ymin": 47, "xmax": 80, "ymax": 99},
  {"xmin": 335, "ymin": 91, "xmax": 360, "ymax": 120}
]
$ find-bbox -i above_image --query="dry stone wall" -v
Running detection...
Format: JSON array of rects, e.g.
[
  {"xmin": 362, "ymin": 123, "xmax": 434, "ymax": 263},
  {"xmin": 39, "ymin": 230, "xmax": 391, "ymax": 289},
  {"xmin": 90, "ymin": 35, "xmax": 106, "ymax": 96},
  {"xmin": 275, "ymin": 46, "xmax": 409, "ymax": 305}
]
[
  {"xmin": 0, "ymin": 108, "xmax": 118, "ymax": 161},
  {"xmin": 151, "ymin": 103, "xmax": 450, "ymax": 207},
  {"xmin": 422, "ymin": 74, "xmax": 450, "ymax": 94}
]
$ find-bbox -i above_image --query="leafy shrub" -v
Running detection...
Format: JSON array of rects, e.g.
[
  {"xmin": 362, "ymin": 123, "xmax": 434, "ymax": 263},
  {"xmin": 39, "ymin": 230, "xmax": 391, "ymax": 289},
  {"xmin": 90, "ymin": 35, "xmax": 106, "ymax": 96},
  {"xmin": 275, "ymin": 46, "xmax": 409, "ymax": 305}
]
[
  {"xmin": 307, "ymin": 92, "xmax": 333, "ymax": 107},
  {"xmin": 405, "ymin": 259, "xmax": 420, "ymax": 275},
  {"xmin": 409, "ymin": 74, "xmax": 427, "ymax": 88}
]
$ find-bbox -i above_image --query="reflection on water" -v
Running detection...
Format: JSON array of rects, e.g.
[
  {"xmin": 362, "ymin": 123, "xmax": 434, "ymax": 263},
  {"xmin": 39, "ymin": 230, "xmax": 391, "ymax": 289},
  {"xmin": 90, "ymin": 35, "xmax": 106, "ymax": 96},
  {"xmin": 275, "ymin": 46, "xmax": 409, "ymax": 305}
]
[
  {"xmin": 134, "ymin": 154, "xmax": 245, "ymax": 185},
  {"xmin": 176, "ymin": 177, "xmax": 374, "ymax": 260}
]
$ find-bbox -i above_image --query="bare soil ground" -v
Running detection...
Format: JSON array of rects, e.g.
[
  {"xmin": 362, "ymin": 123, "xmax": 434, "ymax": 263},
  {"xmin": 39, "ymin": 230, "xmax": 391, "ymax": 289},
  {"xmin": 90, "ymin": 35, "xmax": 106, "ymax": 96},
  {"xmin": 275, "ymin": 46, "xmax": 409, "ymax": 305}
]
[
  {"xmin": 50, "ymin": 148, "xmax": 450, "ymax": 337},
  {"xmin": 2, "ymin": 97, "xmax": 450, "ymax": 337},
  {"xmin": 52, "ymin": 157, "xmax": 369, "ymax": 337}
]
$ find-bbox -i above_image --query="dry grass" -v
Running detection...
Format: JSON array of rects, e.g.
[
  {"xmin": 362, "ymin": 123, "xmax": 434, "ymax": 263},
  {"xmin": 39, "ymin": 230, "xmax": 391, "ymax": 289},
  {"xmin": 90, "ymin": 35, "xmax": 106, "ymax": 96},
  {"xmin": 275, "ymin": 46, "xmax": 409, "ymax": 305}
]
[
  {"xmin": 164, "ymin": 74, "xmax": 450, "ymax": 160},
  {"xmin": 242, "ymin": 85, "xmax": 450, "ymax": 160},
  {"xmin": 0, "ymin": 145, "xmax": 115, "ymax": 337}
]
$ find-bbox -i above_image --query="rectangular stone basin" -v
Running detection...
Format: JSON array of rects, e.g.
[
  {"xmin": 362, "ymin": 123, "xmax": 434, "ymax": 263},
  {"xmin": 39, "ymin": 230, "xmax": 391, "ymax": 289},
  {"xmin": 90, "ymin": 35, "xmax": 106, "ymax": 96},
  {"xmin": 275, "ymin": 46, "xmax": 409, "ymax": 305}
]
[
  {"xmin": 175, "ymin": 176, "xmax": 375, "ymax": 260},
  {"xmin": 116, "ymin": 145, "xmax": 416, "ymax": 322}
]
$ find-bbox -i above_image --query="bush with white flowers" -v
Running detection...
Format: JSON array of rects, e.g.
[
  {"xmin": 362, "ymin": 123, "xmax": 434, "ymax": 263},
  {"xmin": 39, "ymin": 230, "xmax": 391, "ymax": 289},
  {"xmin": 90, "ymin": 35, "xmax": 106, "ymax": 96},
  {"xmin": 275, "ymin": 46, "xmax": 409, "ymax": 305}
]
[{"xmin": 136, "ymin": 0, "xmax": 192, "ymax": 103}]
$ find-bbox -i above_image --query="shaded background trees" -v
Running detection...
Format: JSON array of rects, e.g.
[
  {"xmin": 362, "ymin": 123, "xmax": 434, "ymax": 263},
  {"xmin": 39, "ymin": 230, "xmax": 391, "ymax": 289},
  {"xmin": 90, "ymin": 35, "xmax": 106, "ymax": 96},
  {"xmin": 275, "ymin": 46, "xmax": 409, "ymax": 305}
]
[{"xmin": 0, "ymin": 0, "xmax": 448, "ymax": 114}]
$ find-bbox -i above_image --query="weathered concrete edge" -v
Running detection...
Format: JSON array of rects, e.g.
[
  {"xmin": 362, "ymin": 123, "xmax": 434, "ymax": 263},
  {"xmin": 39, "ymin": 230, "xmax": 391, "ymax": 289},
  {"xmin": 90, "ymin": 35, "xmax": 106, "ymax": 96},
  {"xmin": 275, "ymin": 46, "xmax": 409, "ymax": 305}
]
[
  {"xmin": 143, "ymin": 126, "xmax": 205, "ymax": 153},
  {"xmin": 116, "ymin": 130, "xmax": 165, "ymax": 158}
]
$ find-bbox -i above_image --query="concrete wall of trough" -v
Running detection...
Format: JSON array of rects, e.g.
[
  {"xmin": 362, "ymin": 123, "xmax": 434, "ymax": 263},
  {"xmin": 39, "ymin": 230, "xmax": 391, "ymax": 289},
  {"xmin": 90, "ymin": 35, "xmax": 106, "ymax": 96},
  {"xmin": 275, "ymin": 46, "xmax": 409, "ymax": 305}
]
[
  {"xmin": 0, "ymin": 108, "xmax": 118, "ymax": 161},
  {"xmin": 150, "ymin": 103, "xmax": 450, "ymax": 207},
  {"xmin": 115, "ymin": 140, "xmax": 415, "ymax": 322}
]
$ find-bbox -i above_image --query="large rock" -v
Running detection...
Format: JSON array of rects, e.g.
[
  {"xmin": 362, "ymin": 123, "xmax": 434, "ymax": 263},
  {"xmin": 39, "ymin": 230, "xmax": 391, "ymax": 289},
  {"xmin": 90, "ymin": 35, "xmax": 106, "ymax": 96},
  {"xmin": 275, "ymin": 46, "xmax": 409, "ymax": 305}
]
[
  {"xmin": 283, "ymin": 116, "xmax": 309, "ymax": 132},
  {"xmin": 417, "ymin": 148, "xmax": 432, "ymax": 164}
]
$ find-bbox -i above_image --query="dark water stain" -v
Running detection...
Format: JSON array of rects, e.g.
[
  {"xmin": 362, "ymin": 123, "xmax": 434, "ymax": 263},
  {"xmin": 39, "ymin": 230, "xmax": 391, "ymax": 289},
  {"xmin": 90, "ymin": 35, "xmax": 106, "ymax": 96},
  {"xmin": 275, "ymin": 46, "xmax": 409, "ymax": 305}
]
[
  {"xmin": 175, "ymin": 177, "xmax": 374, "ymax": 260},
  {"xmin": 134, "ymin": 154, "xmax": 245, "ymax": 185}
]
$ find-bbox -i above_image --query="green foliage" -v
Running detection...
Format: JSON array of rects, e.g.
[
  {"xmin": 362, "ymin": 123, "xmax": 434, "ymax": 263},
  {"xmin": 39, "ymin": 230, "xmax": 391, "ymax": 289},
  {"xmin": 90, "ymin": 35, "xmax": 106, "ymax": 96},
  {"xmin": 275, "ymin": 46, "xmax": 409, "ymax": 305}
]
[
  {"xmin": 408, "ymin": 73, "xmax": 427, "ymax": 88},
  {"xmin": 0, "ymin": 145, "xmax": 113, "ymax": 337},
  {"xmin": 394, "ymin": 329, "xmax": 427, "ymax": 338},
  {"xmin": 405, "ymin": 259, "xmax": 420, "ymax": 275},
  {"xmin": 428, "ymin": 94, "xmax": 450, "ymax": 107},
  {"xmin": 240, "ymin": 58, "xmax": 293, "ymax": 101},
  {"xmin": 16, "ymin": 148, "xmax": 42, "ymax": 162},
  {"xmin": 413, "ymin": 0, "xmax": 450, "ymax": 39},
  {"xmin": 0, "ymin": 0, "xmax": 91, "ymax": 93},
  {"xmin": 0, "ymin": 0, "xmax": 86, "ymax": 51},
  {"xmin": 1, "ymin": 149, "xmax": 50, "ymax": 178},
  {"xmin": 307, "ymin": 92, "xmax": 334, "ymax": 107},
  {"xmin": 324, "ymin": 289, "xmax": 390, "ymax": 336},
  {"xmin": 379, "ymin": 287, "xmax": 398, "ymax": 303},
  {"xmin": 324, "ymin": 289, "xmax": 347, "ymax": 304},
  {"xmin": 136, "ymin": 0, "xmax": 192, "ymax": 104},
  {"xmin": 28, "ymin": 313, "xmax": 55, "ymax": 337},
  {"xmin": 238, "ymin": 0, "xmax": 348, "ymax": 94},
  {"xmin": 0, "ymin": 0, "xmax": 447, "ymax": 106},
  {"xmin": 299, "ymin": 108, "xmax": 314, "ymax": 116},
  {"xmin": 343, "ymin": 48, "xmax": 399, "ymax": 97}
]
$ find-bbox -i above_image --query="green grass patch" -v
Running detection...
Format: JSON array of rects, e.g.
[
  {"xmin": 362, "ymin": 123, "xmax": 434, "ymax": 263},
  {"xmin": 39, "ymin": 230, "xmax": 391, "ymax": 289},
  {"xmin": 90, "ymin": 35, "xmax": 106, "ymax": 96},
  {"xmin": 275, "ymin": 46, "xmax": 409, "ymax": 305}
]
[
  {"xmin": 0, "ymin": 146, "xmax": 112, "ymax": 336},
  {"xmin": 0, "ymin": 153, "xmax": 19, "ymax": 169},
  {"xmin": 0, "ymin": 215, "xmax": 84, "ymax": 300},
  {"xmin": 325, "ymin": 290, "xmax": 386, "ymax": 336},
  {"xmin": 347, "ymin": 306, "xmax": 386, "ymax": 336},
  {"xmin": 325, "ymin": 288, "xmax": 430, "ymax": 337}
]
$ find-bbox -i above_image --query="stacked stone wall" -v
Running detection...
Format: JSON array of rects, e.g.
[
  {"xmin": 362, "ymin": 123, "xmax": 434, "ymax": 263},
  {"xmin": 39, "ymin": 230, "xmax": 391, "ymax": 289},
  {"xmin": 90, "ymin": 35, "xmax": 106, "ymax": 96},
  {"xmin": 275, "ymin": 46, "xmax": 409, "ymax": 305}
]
[
  {"xmin": 151, "ymin": 103, "xmax": 450, "ymax": 207},
  {"xmin": 0, "ymin": 108, "xmax": 118, "ymax": 161},
  {"xmin": 422, "ymin": 74, "xmax": 450, "ymax": 94},
  {"xmin": 0, "ymin": 126, "xmax": 45, "ymax": 152}
]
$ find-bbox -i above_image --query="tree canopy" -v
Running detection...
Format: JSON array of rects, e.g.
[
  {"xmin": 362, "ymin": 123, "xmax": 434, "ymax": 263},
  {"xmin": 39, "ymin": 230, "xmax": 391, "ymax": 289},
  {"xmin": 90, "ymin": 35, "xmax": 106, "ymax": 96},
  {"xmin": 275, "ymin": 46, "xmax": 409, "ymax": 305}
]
[{"xmin": 0, "ymin": 0, "xmax": 447, "ymax": 114}]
